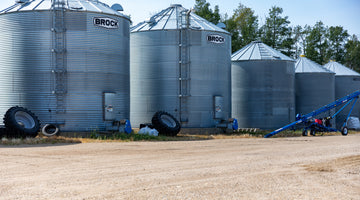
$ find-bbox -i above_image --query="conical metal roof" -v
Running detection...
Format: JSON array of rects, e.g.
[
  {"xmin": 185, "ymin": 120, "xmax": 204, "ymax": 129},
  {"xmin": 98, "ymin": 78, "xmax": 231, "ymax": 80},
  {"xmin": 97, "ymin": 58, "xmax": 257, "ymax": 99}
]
[
  {"xmin": 295, "ymin": 56, "xmax": 334, "ymax": 73},
  {"xmin": 323, "ymin": 61, "xmax": 360, "ymax": 76},
  {"xmin": 231, "ymin": 41, "xmax": 294, "ymax": 61},
  {"xmin": 0, "ymin": 0, "xmax": 128, "ymax": 18},
  {"xmin": 131, "ymin": 4, "xmax": 229, "ymax": 34}
]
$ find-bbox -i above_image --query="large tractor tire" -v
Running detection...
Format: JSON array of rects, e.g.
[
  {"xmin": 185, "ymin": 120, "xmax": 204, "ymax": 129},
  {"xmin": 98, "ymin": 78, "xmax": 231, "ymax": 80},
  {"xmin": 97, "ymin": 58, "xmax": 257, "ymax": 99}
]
[
  {"xmin": 3, "ymin": 106, "xmax": 40, "ymax": 138},
  {"xmin": 152, "ymin": 111, "xmax": 181, "ymax": 137}
]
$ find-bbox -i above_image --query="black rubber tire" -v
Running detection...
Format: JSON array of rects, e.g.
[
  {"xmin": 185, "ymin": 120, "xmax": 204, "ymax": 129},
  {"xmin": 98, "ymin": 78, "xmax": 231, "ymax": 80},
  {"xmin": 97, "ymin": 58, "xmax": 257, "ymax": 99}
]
[
  {"xmin": 152, "ymin": 111, "xmax": 181, "ymax": 136},
  {"xmin": 3, "ymin": 106, "xmax": 40, "ymax": 138},
  {"xmin": 302, "ymin": 129, "xmax": 308, "ymax": 136},
  {"xmin": 140, "ymin": 123, "xmax": 154, "ymax": 129},
  {"xmin": 42, "ymin": 124, "xmax": 60, "ymax": 137},
  {"xmin": 0, "ymin": 127, "xmax": 5, "ymax": 138},
  {"xmin": 341, "ymin": 126, "xmax": 348, "ymax": 136}
]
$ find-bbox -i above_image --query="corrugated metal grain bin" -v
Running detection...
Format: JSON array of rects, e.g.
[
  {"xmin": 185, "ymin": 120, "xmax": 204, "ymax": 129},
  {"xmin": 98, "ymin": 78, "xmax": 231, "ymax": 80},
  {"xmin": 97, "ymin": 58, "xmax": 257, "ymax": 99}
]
[
  {"xmin": 130, "ymin": 4, "xmax": 231, "ymax": 128},
  {"xmin": 0, "ymin": 0, "xmax": 130, "ymax": 131},
  {"xmin": 295, "ymin": 56, "xmax": 335, "ymax": 125},
  {"xmin": 231, "ymin": 41, "xmax": 295, "ymax": 129},
  {"xmin": 323, "ymin": 61, "xmax": 360, "ymax": 129}
]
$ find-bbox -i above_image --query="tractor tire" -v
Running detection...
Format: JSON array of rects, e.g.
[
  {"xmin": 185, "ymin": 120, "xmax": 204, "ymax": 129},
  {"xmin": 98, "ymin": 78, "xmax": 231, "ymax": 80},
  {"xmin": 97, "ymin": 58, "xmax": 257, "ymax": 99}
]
[
  {"xmin": 3, "ymin": 106, "xmax": 40, "ymax": 138},
  {"xmin": 341, "ymin": 126, "xmax": 348, "ymax": 136},
  {"xmin": 152, "ymin": 111, "xmax": 181, "ymax": 136},
  {"xmin": 42, "ymin": 124, "xmax": 60, "ymax": 137},
  {"xmin": 0, "ymin": 127, "xmax": 5, "ymax": 138},
  {"xmin": 140, "ymin": 123, "xmax": 154, "ymax": 129}
]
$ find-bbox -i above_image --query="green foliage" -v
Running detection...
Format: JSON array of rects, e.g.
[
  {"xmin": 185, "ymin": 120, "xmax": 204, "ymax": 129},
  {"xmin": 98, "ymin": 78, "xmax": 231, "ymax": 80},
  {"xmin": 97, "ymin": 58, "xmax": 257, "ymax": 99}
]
[
  {"xmin": 292, "ymin": 25, "xmax": 311, "ymax": 58},
  {"xmin": 191, "ymin": 1, "xmax": 360, "ymax": 72},
  {"xmin": 225, "ymin": 3, "xmax": 258, "ymax": 52},
  {"xmin": 304, "ymin": 21, "xmax": 329, "ymax": 64},
  {"xmin": 327, "ymin": 26, "xmax": 349, "ymax": 63},
  {"xmin": 345, "ymin": 35, "xmax": 360, "ymax": 72},
  {"xmin": 194, "ymin": 0, "xmax": 221, "ymax": 24},
  {"xmin": 90, "ymin": 132, "xmax": 170, "ymax": 141},
  {"xmin": 224, "ymin": 17, "xmax": 241, "ymax": 52},
  {"xmin": 260, "ymin": 6, "xmax": 293, "ymax": 56}
]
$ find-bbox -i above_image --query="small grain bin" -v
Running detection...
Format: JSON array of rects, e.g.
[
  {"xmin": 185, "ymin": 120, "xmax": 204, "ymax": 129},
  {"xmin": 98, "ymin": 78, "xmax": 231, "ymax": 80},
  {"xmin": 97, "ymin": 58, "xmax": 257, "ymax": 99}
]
[
  {"xmin": 130, "ymin": 4, "xmax": 231, "ymax": 128},
  {"xmin": 231, "ymin": 41, "xmax": 295, "ymax": 129},
  {"xmin": 295, "ymin": 56, "xmax": 335, "ymax": 125},
  {"xmin": 323, "ymin": 61, "xmax": 360, "ymax": 129},
  {"xmin": 0, "ymin": 0, "xmax": 130, "ymax": 131}
]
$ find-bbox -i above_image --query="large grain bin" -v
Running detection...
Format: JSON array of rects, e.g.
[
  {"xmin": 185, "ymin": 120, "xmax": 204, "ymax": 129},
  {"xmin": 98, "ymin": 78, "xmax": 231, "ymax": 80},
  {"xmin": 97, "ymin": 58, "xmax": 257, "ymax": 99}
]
[
  {"xmin": 130, "ymin": 4, "xmax": 231, "ymax": 128},
  {"xmin": 0, "ymin": 0, "xmax": 130, "ymax": 131},
  {"xmin": 295, "ymin": 56, "xmax": 335, "ymax": 124},
  {"xmin": 323, "ymin": 61, "xmax": 360, "ymax": 129},
  {"xmin": 231, "ymin": 41, "xmax": 295, "ymax": 129}
]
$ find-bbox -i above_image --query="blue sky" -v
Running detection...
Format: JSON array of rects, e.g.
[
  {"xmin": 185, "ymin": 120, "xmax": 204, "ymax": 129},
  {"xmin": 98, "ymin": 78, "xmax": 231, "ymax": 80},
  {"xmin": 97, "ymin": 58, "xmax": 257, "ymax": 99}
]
[{"xmin": 1, "ymin": 0, "xmax": 359, "ymax": 37}]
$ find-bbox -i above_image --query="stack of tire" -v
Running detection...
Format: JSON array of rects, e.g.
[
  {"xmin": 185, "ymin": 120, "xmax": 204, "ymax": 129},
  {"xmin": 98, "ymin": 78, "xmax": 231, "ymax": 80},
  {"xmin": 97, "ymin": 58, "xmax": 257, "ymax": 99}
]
[
  {"xmin": 151, "ymin": 111, "xmax": 181, "ymax": 137},
  {"xmin": 1, "ymin": 106, "xmax": 40, "ymax": 138}
]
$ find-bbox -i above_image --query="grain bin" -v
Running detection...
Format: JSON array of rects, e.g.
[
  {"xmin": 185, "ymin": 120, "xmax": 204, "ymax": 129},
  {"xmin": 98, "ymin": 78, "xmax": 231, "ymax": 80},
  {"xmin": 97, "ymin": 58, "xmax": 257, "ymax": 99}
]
[
  {"xmin": 231, "ymin": 41, "xmax": 295, "ymax": 129},
  {"xmin": 0, "ymin": 0, "xmax": 130, "ymax": 131},
  {"xmin": 295, "ymin": 56, "xmax": 335, "ymax": 125},
  {"xmin": 130, "ymin": 4, "xmax": 231, "ymax": 128},
  {"xmin": 323, "ymin": 61, "xmax": 360, "ymax": 129}
]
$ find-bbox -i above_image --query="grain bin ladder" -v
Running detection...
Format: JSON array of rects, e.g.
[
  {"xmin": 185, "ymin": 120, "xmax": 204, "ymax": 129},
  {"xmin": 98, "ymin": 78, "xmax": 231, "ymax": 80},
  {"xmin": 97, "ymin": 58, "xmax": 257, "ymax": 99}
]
[{"xmin": 265, "ymin": 90, "xmax": 360, "ymax": 138}]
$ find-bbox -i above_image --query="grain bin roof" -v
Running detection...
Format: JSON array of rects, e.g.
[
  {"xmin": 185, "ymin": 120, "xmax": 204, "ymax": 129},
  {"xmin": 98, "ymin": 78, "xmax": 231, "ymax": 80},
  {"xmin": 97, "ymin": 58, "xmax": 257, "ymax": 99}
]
[
  {"xmin": 0, "ymin": 0, "xmax": 128, "ymax": 18},
  {"xmin": 131, "ymin": 4, "xmax": 229, "ymax": 34},
  {"xmin": 323, "ymin": 61, "xmax": 360, "ymax": 76},
  {"xmin": 231, "ymin": 41, "xmax": 294, "ymax": 61},
  {"xmin": 295, "ymin": 56, "xmax": 334, "ymax": 73}
]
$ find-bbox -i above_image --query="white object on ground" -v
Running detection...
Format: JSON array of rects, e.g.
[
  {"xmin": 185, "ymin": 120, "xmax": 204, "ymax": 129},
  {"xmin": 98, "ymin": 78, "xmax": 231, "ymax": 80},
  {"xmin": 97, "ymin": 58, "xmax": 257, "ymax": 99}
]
[
  {"xmin": 138, "ymin": 126, "xmax": 159, "ymax": 136},
  {"xmin": 347, "ymin": 117, "xmax": 360, "ymax": 129}
]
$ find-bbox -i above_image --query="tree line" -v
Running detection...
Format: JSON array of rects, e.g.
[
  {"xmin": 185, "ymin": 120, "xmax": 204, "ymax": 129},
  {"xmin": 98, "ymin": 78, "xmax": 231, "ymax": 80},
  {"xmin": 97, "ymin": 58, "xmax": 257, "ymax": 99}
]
[{"xmin": 193, "ymin": 0, "xmax": 360, "ymax": 72}]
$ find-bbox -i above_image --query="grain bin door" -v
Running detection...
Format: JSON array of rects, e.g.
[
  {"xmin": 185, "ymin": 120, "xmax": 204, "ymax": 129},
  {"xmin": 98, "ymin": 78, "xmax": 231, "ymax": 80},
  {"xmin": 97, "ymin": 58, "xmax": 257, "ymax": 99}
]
[
  {"xmin": 103, "ymin": 92, "xmax": 116, "ymax": 121},
  {"xmin": 214, "ymin": 96, "xmax": 224, "ymax": 119}
]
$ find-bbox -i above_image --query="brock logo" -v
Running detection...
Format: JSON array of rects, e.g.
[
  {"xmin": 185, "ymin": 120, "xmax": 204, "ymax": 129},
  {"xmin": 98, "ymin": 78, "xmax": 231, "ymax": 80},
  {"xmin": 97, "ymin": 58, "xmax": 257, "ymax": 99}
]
[
  {"xmin": 207, "ymin": 34, "xmax": 225, "ymax": 44},
  {"xmin": 93, "ymin": 17, "xmax": 119, "ymax": 29}
]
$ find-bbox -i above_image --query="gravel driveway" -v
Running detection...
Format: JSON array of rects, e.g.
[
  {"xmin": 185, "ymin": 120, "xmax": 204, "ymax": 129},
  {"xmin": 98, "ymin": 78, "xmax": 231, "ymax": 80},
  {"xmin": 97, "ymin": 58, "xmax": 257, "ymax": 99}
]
[{"xmin": 1, "ymin": 134, "xmax": 359, "ymax": 199}]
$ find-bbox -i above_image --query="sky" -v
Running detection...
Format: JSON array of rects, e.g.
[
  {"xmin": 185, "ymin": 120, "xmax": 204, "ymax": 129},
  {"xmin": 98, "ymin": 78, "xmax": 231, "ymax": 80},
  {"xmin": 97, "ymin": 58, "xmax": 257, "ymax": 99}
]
[{"xmin": 0, "ymin": 0, "xmax": 359, "ymax": 37}]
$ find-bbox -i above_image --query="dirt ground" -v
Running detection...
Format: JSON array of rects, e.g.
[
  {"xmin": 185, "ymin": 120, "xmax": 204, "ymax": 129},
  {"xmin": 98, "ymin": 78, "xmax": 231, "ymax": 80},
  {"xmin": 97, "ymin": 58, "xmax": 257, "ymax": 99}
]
[{"xmin": 1, "ymin": 134, "xmax": 359, "ymax": 200}]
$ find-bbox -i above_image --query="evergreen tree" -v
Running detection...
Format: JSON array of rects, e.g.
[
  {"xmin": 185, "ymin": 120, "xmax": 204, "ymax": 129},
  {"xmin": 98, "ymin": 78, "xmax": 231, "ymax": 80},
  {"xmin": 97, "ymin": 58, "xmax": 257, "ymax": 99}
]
[
  {"xmin": 304, "ymin": 21, "xmax": 329, "ymax": 64},
  {"xmin": 260, "ymin": 6, "xmax": 293, "ymax": 56},
  {"xmin": 327, "ymin": 26, "xmax": 349, "ymax": 63}
]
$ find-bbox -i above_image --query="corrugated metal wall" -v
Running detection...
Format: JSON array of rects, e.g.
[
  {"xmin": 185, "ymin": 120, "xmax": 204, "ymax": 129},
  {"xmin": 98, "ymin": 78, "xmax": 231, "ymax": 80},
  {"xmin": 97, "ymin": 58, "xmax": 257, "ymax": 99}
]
[
  {"xmin": 0, "ymin": 11, "xmax": 130, "ymax": 131},
  {"xmin": 295, "ymin": 73, "xmax": 335, "ymax": 126},
  {"xmin": 130, "ymin": 30, "xmax": 231, "ymax": 128},
  {"xmin": 231, "ymin": 60, "xmax": 295, "ymax": 129},
  {"xmin": 334, "ymin": 76, "xmax": 360, "ymax": 129}
]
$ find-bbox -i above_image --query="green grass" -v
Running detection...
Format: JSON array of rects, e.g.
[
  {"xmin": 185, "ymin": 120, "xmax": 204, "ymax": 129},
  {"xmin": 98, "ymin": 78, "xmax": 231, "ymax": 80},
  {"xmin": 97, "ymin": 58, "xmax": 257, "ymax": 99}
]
[
  {"xmin": 0, "ymin": 136, "xmax": 81, "ymax": 145},
  {"xmin": 89, "ymin": 132, "xmax": 172, "ymax": 141},
  {"xmin": 1, "ymin": 129, "xmax": 356, "ymax": 145}
]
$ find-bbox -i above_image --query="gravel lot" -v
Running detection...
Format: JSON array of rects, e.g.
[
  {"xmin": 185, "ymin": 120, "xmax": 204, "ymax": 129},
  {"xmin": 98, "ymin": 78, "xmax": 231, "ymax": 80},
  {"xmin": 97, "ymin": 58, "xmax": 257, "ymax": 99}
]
[{"xmin": 1, "ymin": 134, "xmax": 359, "ymax": 199}]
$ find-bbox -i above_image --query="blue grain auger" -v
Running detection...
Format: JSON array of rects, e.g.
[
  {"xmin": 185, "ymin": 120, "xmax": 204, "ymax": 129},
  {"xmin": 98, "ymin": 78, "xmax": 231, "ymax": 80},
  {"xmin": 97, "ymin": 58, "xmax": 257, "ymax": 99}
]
[{"xmin": 265, "ymin": 90, "xmax": 360, "ymax": 138}]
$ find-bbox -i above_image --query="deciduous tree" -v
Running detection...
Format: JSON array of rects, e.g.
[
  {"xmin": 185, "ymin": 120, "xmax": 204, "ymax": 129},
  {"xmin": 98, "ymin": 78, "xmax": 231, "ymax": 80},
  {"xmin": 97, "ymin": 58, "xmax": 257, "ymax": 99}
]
[
  {"xmin": 194, "ymin": 0, "xmax": 221, "ymax": 25},
  {"xmin": 345, "ymin": 35, "xmax": 360, "ymax": 72}
]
